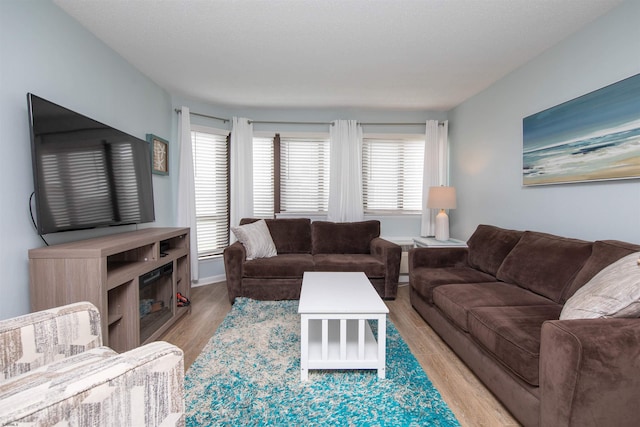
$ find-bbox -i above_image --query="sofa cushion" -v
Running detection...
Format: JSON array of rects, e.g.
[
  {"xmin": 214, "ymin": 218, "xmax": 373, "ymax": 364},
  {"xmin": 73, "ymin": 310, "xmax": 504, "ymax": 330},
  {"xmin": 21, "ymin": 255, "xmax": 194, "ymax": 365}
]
[
  {"xmin": 232, "ymin": 219, "xmax": 277, "ymax": 260},
  {"xmin": 311, "ymin": 220, "xmax": 379, "ymax": 255},
  {"xmin": 468, "ymin": 304, "xmax": 562, "ymax": 386},
  {"xmin": 560, "ymin": 252, "xmax": 640, "ymax": 319},
  {"xmin": 433, "ymin": 282, "xmax": 556, "ymax": 332},
  {"xmin": 313, "ymin": 254, "xmax": 386, "ymax": 277},
  {"xmin": 411, "ymin": 267, "xmax": 497, "ymax": 304},
  {"xmin": 562, "ymin": 240, "xmax": 640, "ymax": 302},
  {"xmin": 467, "ymin": 225, "xmax": 523, "ymax": 276},
  {"xmin": 241, "ymin": 218, "xmax": 312, "ymax": 254},
  {"xmin": 496, "ymin": 231, "xmax": 593, "ymax": 303},
  {"xmin": 243, "ymin": 254, "xmax": 314, "ymax": 278}
]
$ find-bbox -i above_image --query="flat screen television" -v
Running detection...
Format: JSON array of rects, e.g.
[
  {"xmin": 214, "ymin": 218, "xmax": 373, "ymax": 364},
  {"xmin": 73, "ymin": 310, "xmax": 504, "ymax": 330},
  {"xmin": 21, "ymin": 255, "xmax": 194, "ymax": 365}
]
[{"xmin": 28, "ymin": 93, "xmax": 155, "ymax": 235}]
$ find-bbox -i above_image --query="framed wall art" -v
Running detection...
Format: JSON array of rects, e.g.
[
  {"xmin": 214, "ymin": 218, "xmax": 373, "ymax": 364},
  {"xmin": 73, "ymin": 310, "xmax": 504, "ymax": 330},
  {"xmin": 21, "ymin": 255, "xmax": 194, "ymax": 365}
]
[
  {"xmin": 147, "ymin": 134, "xmax": 169, "ymax": 175},
  {"xmin": 522, "ymin": 73, "xmax": 640, "ymax": 186}
]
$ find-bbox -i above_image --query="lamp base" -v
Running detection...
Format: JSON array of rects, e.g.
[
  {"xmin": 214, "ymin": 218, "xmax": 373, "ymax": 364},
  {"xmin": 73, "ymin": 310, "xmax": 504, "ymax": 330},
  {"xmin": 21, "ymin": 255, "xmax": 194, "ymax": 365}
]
[{"xmin": 434, "ymin": 210, "xmax": 450, "ymax": 241}]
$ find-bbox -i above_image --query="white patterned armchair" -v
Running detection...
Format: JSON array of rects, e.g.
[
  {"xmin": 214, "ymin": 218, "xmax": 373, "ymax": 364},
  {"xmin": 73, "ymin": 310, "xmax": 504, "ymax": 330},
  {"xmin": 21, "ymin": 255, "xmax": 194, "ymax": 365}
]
[{"xmin": 0, "ymin": 302, "xmax": 185, "ymax": 426}]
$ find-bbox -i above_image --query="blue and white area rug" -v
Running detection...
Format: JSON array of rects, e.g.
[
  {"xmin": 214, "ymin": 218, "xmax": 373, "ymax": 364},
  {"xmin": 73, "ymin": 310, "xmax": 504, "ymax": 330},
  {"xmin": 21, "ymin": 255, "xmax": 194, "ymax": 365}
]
[{"xmin": 184, "ymin": 298, "xmax": 460, "ymax": 426}]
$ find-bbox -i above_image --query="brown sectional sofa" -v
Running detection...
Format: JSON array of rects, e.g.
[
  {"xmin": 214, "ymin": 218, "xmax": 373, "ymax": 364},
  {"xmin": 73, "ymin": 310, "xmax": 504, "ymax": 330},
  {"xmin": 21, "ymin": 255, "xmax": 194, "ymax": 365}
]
[
  {"xmin": 224, "ymin": 218, "xmax": 401, "ymax": 303},
  {"xmin": 409, "ymin": 224, "xmax": 640, "ymax": 427}
]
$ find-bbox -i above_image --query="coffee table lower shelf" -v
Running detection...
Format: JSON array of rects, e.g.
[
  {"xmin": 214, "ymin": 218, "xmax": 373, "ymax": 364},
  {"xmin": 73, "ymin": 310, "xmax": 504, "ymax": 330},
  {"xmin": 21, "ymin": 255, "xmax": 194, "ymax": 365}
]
[{"xmin": 300, "ymin": 314, "xmax": 386, "ymax": 380}]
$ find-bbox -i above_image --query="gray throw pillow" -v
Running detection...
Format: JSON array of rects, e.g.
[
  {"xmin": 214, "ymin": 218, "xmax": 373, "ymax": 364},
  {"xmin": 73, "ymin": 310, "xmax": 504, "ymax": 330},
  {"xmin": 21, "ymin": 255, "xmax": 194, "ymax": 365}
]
[
  {"xmin": 560, "ymin": 252, "xmax": 640, "ymax": 319},
  {"xmin": 231, "ymin": 219, "xmax": 277, "ymax": 260}
]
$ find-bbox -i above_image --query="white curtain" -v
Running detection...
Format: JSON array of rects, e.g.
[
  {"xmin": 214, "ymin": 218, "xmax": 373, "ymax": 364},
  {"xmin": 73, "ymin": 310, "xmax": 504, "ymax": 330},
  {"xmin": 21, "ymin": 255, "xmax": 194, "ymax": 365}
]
[
  {"xmin": 230, "ymin": 117, "xmax": 254, "ymax": 236},
  {"xmin": 328, "ymin": 120, "xmax": 364, "ymax": 222},
  {"xmin": 176, "ymin": 106, "xmax": 199, "ymax": 281},
  {"xmin": 421, "ymin": 120, "xmax": 450, "ymax": 236}
]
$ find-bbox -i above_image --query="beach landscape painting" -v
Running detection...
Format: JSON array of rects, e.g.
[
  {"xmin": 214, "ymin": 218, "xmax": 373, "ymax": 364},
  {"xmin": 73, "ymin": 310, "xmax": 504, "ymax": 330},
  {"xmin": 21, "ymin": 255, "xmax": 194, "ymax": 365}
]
[{"xmin": 523, "ymin": 73, "xmax": 640, "ymax": 186}]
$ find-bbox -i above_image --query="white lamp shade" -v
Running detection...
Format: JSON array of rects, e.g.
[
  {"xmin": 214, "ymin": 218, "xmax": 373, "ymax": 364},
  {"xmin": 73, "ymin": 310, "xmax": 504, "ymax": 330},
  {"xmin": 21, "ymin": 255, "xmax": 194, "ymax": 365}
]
[{"xmin": 427, "ymin": 186, "xmax": 457, "ymax": 210}]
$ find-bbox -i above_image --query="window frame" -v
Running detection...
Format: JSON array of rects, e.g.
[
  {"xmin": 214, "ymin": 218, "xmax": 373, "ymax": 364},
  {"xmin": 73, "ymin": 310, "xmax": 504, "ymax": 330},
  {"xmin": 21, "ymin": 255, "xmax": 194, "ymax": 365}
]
[
  {"xmin": 252, "ymin": 132, "xmax": 276, "ymax": 219},
  {"xmin": 276, "ymin": 131, "xmax": 331, "ymax": 216},
  {"xmin": 361, "ymin": 132, "xmax": 425, "ymax": 216},
  {"xmin": 190, "ymin": 124, "xmax": 230, "ymax": 259}
]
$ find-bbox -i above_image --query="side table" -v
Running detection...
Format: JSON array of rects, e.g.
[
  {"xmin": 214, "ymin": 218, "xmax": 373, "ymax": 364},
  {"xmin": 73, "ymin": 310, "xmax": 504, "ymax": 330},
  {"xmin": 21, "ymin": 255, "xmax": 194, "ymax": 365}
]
[{"xmin": 413, "ymin": 236, "xmax": 468, "ymax": 248}]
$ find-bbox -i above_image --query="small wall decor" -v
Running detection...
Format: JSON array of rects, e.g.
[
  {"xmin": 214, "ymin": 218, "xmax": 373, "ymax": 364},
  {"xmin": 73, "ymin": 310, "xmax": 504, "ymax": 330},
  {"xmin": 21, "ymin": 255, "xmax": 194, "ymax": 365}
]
[
  {"xmin": 522, "ymin": 73, "xmax": 640, "ymax": 186},
  {"xmin": 147, "ymin": 134, "xmax": 169, "ymax": 175}
]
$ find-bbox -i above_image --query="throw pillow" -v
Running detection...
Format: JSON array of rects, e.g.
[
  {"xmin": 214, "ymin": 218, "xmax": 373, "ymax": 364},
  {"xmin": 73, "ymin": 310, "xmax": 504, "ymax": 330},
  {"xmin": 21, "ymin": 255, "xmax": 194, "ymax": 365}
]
[
  {"xmin": 231, "ymin": 219, "xmax": 277, "ymax": 260},
  {"xmin": 560, "ymin": 252, "xmax": 640, "ymax": 320}
]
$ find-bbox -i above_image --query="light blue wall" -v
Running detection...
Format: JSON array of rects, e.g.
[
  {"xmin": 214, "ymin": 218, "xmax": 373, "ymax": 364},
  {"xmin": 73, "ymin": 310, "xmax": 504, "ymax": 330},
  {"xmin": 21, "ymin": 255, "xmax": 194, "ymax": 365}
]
[
  {"xmin": 0, "ymin": 0, "xmax": 173, "ymax": 319},
  {"xmin": 449, "ymin": 0, "xmax": 640, "ymax": 243}
]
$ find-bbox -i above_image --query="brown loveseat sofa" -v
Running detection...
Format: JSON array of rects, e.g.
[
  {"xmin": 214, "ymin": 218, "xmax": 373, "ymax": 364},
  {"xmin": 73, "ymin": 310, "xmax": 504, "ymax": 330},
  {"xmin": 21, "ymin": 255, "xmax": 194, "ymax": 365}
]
[
  {"xmin": 409, "ymin": 224, "xmax": 640, "ymax": 427},
  {"xmin": 224, "ymin": 218, "xmax": 401, "ymax": 303}
]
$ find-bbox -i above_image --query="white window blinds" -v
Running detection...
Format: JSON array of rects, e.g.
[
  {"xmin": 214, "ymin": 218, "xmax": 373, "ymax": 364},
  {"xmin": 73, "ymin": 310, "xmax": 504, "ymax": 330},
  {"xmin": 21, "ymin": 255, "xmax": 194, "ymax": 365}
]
[
  {"xmin": 191, "ymin": 129, "xmax": 229, "ymax": 257},
  {"xmin": 280, "ymin": 135, "xmax": 330, "ymax": 213},
  {"xmin": 362, "ymin": 137, "xmax": 424, "ymax": 214},
  {"xmin": 252, "ymin": 136, "xmax": 274, "ymax": 218}
]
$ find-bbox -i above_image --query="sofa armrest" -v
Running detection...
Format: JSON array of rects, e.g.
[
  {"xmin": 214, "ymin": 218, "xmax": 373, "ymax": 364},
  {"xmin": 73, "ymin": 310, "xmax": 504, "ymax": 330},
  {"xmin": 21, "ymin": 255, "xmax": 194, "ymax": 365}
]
[
  {"xmin": 408, "ymin": 247, "xmax": 469, "ymax": 270},
  {"xmin": 370, "ymin": 237, "xmax": 402, "ymax": 299},
  {"xmin": 0, "ymin": 301, "xmax": 103, "ymax": 382},
  {"xmin": 0, "ymin": 341, "xmax": 184, "ymax": 426},
  {"xmin": 223, "ymin": 242, "xmax": 246, "ymax": 303},
  {"xmin": 540, "ymin": 319, "xmax": 640, "ymax": 427}
]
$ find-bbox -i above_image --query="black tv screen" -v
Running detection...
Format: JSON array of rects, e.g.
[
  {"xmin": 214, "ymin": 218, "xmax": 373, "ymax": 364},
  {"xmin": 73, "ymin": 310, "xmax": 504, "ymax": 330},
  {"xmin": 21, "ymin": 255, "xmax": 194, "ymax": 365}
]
[{"xmin": 28, "ymin": 93, "xmax": 155, "ymax": 235}]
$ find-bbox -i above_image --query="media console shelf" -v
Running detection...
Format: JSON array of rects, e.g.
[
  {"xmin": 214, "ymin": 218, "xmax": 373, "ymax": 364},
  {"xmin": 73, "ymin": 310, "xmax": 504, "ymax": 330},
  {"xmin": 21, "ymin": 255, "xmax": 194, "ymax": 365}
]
[{"xmin": 29, "ymin": 227, "xmax": 191, "ymax": 352}]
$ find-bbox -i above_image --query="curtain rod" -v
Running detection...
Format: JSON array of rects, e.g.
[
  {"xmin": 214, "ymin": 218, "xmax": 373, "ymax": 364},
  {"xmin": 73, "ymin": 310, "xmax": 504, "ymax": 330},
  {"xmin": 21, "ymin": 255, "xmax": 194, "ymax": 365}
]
[
  {"xmin": 360, "ymin": 122, "xmax": 445, "ymax": 126},
  {"xmin": 250, "ymin": 120, "xmax": 332, "ymax": 125},
  {"xmin": 175, "ymin": 109, "xmax": 229, "ymax": 123},
  {"xmin": 175, "ymin": 108, "xmax": 444, "ymax": 126}
]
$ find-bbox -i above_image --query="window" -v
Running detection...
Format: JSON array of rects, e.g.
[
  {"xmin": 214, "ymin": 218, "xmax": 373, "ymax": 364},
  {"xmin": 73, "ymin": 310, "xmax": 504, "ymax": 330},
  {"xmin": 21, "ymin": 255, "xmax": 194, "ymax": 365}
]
[
  {"xmin": 362, "ymin": 137, "xmax": 424, "ymax": 214},
  {"xmin": 252, "ymin": 136, "xmax": 274, "ymax": 218},
  {"xmin": 191, "ymin": 127, "xmax": 229, "ymax": 257},
  {"xmin": 279, "ymin": 134, "xmax": 330, "ymax": 213}
]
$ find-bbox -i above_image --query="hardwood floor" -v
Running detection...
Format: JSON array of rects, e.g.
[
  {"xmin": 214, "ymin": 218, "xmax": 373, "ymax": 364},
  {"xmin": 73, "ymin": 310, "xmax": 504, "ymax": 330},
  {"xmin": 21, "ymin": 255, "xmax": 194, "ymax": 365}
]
[
  {"xmin": 160, "ymin": 281, "xmax": 232, "ymax": 368},
  {"xmin": 160, "ymin": 281, "xmax": 520, "ymax": 427}
]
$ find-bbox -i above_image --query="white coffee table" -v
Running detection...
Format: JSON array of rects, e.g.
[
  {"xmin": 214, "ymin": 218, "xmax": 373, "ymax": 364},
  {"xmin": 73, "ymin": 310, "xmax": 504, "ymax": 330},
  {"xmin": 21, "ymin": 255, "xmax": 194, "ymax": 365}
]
[{"xmin": 298, "ymin": 271, "xmax": 389, "ymax": 381}]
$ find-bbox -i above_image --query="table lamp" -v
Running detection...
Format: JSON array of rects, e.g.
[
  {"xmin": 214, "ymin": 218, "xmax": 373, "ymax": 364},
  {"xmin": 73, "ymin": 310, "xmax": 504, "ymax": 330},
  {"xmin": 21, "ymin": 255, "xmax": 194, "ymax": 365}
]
[{"xmin": 427, "ymin": 186, "xmax": 457, "ymax": 241}]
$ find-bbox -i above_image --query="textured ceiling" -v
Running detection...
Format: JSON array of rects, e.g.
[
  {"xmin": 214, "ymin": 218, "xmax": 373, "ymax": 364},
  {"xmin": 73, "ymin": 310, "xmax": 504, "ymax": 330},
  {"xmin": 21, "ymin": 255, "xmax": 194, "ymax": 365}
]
[{"xmin": 54, "ymin": 0, "xmax": 623, "ymax": 111}]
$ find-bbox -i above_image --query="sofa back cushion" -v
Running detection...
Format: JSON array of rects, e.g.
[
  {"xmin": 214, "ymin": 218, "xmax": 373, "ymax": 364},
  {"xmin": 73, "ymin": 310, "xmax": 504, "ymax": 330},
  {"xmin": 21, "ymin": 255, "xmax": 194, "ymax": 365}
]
[
  {"xmin": 240, "ymin": 218, "xmax": 311, "ymax": 254},
  {"xmin": 496, "ymin": 231, "xmax": 593, "ymax": 303},
  {"xmin": 311, "ymin": 220, "xmax": 380, "ymax": 254},
  {"xmin": 562, "ymin": 239, "xmax": 640, "ymax": 303},
  {"xmin": 467, "ymin": 224, "xmax": 523, "ymax": 276}
]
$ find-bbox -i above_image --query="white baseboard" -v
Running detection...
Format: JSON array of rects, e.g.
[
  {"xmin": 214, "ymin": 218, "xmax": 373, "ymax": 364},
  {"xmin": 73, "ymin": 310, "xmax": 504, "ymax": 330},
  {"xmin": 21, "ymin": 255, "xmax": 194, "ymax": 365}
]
[{"xmin": 193, "ymin": 274, "xmax": 226, "ymax": 287}]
